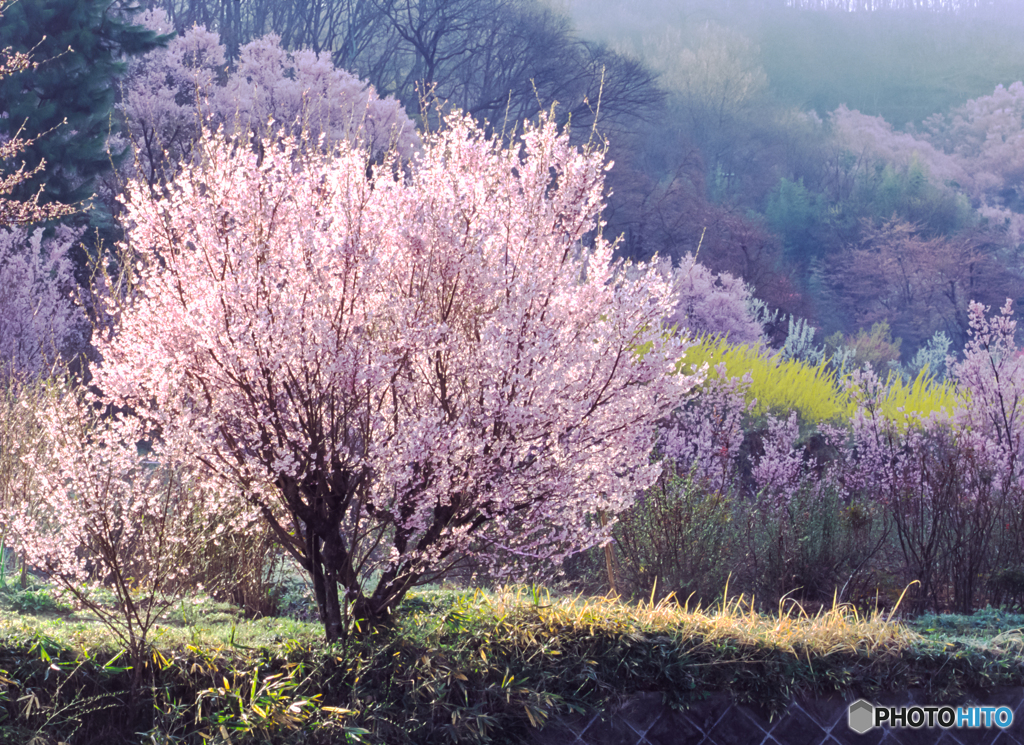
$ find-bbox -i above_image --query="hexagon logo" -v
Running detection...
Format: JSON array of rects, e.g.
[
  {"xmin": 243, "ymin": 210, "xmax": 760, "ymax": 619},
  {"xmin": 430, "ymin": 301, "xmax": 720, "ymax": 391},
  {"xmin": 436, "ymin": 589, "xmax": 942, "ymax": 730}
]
[{"xmin": 848, "ymin": 699, "xmax": 875, "ymax": 734}]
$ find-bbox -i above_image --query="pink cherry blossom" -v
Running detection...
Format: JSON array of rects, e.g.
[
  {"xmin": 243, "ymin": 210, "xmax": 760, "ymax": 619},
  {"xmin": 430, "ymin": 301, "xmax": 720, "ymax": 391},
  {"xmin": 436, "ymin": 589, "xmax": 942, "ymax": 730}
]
[
  {"xmin": 1, "ymin": 380, "xmax": 223, "ymax": 671},
  {"xmin": 95, "ymin": 113, "xmax": 697, "ymax": 637},
  {"xmin": 119, "ymin": 12, "xmax": 418, "ymax": 188}
]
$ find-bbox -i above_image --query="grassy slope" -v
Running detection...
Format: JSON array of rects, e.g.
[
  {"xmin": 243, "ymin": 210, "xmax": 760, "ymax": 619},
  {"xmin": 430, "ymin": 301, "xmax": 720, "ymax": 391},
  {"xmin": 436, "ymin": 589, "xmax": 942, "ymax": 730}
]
[{"xmin": 0, "ymin": 585, "xmax": 1021, "ymax": 743}]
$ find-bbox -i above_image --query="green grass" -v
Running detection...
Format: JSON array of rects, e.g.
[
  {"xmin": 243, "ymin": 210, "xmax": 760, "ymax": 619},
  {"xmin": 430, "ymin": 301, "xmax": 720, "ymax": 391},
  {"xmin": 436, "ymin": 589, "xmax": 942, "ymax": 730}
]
[
  {"xmin": 909, "ymin": 607, "xmax": 1024, "ymax": 649},
  {"xmin": 0, "ymin": 582, "xmax": 1020, "ymax": 744}
]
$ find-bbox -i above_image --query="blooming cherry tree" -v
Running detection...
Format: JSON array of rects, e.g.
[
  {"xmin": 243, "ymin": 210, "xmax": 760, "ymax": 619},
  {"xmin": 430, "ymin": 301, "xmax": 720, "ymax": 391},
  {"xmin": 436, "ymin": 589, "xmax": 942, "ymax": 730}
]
[
  {"xmin": 663, "ymin": 254, "xmax": 764, "ymax": 345},
  {"xmin": 216, "ymin": 33, "xmax": 418, "ymax": 156},
  {"xmin": 922, "ymin": 83, "xmax": 1024, "ymax": 208},
  {"xmin": 949, "ymin": 299, "xmax": 1024, "ymax": 480},
  {"xmin": 97, "ymin": 114, "xmax": 695, "ymax": 637},
  {"xmin": 119, "ymin": 11, "xmax": 418, "ymax": 188},
  {"xmin": 0, "ymin": 225, "xmax": 86, "ymax": 382},
  {"xmin": 831, "ymin": 105, "xmax": 970, "ymax": 193},
  {"xmin": 2, "ymin": 381, "xmax": 219, "ymax": 676}
]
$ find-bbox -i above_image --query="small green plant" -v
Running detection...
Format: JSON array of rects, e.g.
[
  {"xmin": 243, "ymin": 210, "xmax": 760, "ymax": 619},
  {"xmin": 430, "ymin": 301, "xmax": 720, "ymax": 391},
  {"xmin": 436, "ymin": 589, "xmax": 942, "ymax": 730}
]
[
  {"xmin": 0, "ymin": 584, "xmax": 73, "ymax": 615},
  {"xmin": 196, "ymin": 664, "xmax": 324, "ymax": 742}
]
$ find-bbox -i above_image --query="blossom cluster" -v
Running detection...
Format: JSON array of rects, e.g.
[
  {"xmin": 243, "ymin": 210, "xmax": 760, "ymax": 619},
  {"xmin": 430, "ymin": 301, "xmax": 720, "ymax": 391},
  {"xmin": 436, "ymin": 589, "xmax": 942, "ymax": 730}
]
[{"xmin": 119, "ymin": 9, "xmax": 418, "ymax": 187}]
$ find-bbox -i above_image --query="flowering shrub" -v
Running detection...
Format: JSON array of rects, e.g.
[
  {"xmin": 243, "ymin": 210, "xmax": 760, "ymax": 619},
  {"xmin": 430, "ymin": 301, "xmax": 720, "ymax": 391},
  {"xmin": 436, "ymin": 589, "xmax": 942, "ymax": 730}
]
[
  {"xmin": 119, "ymin": 9, "xmax": 418, "ymax": 187},
  {"xmin": 949, "ymin": 300, "xmax": 1024, "ymax": 481},
  {"xmin": 661, "ymin": 367, "xmax": 750, "ymax": 495},
  {"xmin": 681, "ymin": 335, "xmax": 957, "ymax": 426},
  {"xmin": 681, "ymin": 336, "xmax": 848, "ymax": 423},
  {"xmin": 0, "ymin": 380, "xmax": 221, "ymax": 676},
  {"xmin": 948, "ymin": 301, "xmax": 1024, "ymax": 599},
  {"xmin": 0, "ymin": 226, "xmax": 86, "ymax": 382},
  {"xmin": 96, "ymin": 112, "xmax": 696, "ymax": 638}
]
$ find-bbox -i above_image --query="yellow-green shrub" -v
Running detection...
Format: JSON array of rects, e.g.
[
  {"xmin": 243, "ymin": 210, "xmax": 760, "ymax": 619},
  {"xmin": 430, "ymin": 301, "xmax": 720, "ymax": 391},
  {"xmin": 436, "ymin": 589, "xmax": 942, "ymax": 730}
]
[
  {"xmin": 679, "ymin": 336, "xmax": 959, "ymax": 425},
  {"xmin": 856, "ymin": 367, "xmax": 962, "ymax": 427}
]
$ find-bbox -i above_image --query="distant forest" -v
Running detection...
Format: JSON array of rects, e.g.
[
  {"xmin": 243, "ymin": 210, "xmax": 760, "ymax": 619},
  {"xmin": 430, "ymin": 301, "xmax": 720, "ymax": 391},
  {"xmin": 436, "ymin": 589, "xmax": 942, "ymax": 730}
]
[
  {"xmin": 8, "ymin": 0, "xmax": 1024, "ymax": 364},
  {"xmin": 560, "ymin": 0, "xmax": 1024, "ymax": 358}
]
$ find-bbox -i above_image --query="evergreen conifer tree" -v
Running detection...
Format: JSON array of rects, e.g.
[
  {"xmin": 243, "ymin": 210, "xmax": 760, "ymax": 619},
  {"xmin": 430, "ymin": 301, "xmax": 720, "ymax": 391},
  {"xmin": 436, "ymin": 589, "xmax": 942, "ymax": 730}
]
[{"xmin": 0, "ymin": 0, "xmax": 168, "ymax": 226}]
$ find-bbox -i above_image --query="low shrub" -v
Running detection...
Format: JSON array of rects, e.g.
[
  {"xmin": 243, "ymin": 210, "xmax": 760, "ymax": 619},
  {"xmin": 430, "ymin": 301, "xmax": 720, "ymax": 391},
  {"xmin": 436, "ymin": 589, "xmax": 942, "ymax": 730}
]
[{"xmin": 613, "ymin": 464, "xmax": 734, "ymax": 605}]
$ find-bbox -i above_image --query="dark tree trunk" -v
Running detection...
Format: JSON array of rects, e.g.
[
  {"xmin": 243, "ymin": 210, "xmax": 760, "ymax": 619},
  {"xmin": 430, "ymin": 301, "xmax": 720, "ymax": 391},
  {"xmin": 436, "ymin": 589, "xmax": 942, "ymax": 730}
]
[{"xmin": 306, "ymin": 528, "xmax": 344, "ymax": 640}]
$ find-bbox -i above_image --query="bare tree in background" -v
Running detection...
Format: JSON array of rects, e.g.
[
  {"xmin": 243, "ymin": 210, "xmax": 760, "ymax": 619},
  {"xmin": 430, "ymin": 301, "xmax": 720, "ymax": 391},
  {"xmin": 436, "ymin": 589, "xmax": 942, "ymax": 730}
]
[{"xmin": 149, "ymin": 0, "xmax": 662, "ymax": 137}]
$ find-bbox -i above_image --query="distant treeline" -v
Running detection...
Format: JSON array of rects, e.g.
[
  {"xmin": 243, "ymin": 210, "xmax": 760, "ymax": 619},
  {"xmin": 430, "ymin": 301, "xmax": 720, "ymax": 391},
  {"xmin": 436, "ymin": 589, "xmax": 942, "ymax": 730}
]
[
  {"xmin": 150, "ymin": 0, "xmax": 1021, "ymax": 64},
  {"xmin": 783, "ymin": 0, "xmax": 1014, "ymax": 10}
]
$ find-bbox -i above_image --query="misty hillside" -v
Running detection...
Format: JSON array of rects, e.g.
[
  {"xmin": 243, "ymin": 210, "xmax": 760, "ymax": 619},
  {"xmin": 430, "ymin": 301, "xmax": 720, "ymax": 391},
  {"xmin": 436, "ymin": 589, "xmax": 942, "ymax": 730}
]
[{"xmin": 557, "ymin": 0, "xmax": 1024, "ymax": 360}]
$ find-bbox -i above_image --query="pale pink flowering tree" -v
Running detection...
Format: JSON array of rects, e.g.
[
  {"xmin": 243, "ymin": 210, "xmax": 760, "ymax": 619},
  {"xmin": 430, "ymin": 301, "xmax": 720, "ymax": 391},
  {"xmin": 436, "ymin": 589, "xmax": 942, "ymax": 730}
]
[
  {"xmin": 918, "ymin": 82, "xmax": 1024, "ymax": 249},
  {"xmin": 753, "ymin": 412, "xmax": 843, "ymax": 507},
  {"xmin": 119, "ymin": 12, "xmax": 418, "ymax": 189},
  {"xmin": 977, "ymin": 203, "xmax": 1024, "ymax": 246},
  {"xmin": 922, "ymin": 83, "xmax": 1024, "ymax": 207},
  {"xmin": 0, "ymin": 225, "xmax": 86, "ymax": 382},
  {"xmin": 2, "ymin": 381, "xmax": 219, "ymax": 678},
  {"xmin": 662, "ymin": 254, "xmax": 764, "ymax": 345},
  {"xmin": 949, "ymin": 300, "xmax": 1024, "ymax": 480},
  {"xmin": 830, "ymin": 105, "xmax": 971, "ymax": 193},
  {"xmin": 947, "ymin": 300, "xmax": 1024, "ymax": 592},
  {"xmin": 751, "ymin": 412, "xmax": 809, "ymax": 510},
  {"xmin": 115, "ymin": 10, "xmax": 225, "ymax": 187},
  {"xmin": 0, "ymin": 9, "xmax": 87, "ymax": 584},
  {"xmin": 215, "ymin": 34, "xmax": 418, "ymax": 156},
  {"xmin": 847, "ymin": 401, "xmax": 949, "ymax": 612},
  {"xmin": 745, "ymin": 412, "xmax": 855, "ymax": 600},
  {"xmin": 96, "ymin": 114, "xmax": 694, "ymax": 637}
]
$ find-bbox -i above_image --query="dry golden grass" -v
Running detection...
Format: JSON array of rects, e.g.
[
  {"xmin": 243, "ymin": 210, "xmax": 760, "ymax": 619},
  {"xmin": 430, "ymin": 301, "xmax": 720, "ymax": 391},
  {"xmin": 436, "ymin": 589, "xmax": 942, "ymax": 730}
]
[
  {"xmin": 0, "ymin": 580, "xmax": 926, "ymax": 664},
  {"xmin": 456, "ymin": 583, "xmax": 922, "ymax": 661}
]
